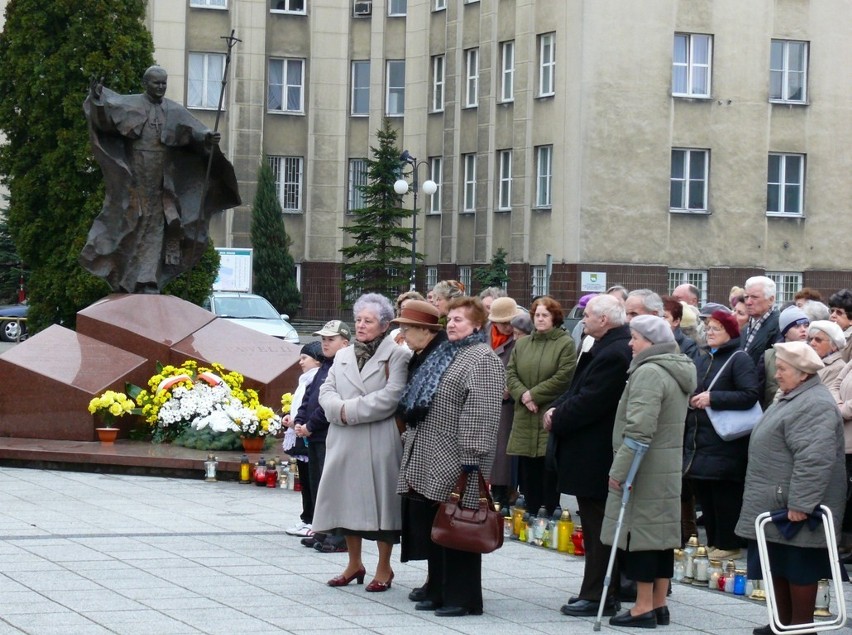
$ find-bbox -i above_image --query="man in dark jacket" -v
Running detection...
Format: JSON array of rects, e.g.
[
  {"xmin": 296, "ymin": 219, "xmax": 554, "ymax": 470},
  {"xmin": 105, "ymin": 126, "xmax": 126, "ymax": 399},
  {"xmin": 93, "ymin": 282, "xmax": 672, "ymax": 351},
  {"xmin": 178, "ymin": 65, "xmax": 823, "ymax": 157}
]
[
  {"xmin": 543, "ymin": 294, "xmax": 632, "ymax": 618},
  {"xmin": 741, "ymin": 276, "xmax": 780, "ymax": 366}
]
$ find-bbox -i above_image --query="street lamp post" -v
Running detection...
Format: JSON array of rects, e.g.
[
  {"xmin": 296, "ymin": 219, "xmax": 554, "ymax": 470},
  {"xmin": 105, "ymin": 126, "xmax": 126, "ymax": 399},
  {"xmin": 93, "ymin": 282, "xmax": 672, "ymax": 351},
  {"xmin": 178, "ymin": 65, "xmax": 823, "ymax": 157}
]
[{"xmin": 394, "ymin": 150, "xmax": 437, "ymax": 291}]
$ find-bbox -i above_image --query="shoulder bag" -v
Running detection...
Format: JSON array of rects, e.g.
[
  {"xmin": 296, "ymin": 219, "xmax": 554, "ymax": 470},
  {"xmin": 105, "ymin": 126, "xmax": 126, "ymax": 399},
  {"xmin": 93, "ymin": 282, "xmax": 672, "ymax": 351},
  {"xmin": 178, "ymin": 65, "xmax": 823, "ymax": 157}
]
[
  {"xmin": 431, "ymin": 470, "xmax": 504, "ymax": 554},
  {"xmin": 704, "ymin": 350, "xmax": 763, "ymax": 441}
]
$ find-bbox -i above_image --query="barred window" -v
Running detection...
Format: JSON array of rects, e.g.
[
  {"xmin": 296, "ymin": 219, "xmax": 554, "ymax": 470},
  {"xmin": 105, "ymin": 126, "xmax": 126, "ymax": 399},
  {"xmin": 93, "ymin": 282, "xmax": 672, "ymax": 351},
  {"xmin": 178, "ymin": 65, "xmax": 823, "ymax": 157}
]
[
  {"xmin": 269, "ymin": 156, "xmax": 303, "ymax": 212},
  {"xmin": 667, "ymin": 269, "xmax": 708, "ymax": 305},
  {"xmin": 348, "ymin": 158, "xmax": 368, "ymax": 212},
  {"xmin": 767, "ymin": 272, "xmax": 803, "ymax": 307}
]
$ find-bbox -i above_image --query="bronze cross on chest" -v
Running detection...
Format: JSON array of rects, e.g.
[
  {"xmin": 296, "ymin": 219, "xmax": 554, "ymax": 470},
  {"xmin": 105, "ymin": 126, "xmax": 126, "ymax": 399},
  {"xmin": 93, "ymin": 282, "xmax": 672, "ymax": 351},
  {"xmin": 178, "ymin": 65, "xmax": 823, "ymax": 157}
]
[{"xmin": 148, "ymin": 105, "xmax": 163, "ymax": 135}]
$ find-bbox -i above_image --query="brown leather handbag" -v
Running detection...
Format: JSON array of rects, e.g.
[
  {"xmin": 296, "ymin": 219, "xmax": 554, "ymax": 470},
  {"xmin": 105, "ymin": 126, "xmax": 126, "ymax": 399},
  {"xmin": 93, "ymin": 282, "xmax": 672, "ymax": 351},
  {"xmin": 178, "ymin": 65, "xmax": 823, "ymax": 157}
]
[{"xmin": 431, "ymin": 470, "xmax": 504, "ymax": 554}]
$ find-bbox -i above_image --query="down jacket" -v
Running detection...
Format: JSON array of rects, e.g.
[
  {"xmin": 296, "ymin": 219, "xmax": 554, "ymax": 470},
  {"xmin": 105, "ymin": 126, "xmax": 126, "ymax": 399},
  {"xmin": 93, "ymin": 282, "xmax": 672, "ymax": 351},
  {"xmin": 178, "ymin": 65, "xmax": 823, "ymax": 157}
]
[
  {"xmin": 683, "ymin": 338, "xmax": 759, "ymax": 482},
  {"xmin": 506, "ymin": 327, "xmax": 576, "ymax": 457},
  {"xmin": 735, "ymin": 376, "xmax": 845, "ymax": 547},
  {"xmin": 601, "ymin": 342, "xmax": 697, "ymax": 551}
]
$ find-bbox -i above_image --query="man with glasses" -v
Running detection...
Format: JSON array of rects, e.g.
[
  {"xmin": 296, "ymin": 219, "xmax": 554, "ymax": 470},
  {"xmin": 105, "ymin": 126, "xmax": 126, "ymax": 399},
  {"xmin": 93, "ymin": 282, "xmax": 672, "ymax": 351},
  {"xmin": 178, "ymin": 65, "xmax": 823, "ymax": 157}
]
[{"xmin": 741, "ymin": 276, "xmax": 780, "ymax": 367}]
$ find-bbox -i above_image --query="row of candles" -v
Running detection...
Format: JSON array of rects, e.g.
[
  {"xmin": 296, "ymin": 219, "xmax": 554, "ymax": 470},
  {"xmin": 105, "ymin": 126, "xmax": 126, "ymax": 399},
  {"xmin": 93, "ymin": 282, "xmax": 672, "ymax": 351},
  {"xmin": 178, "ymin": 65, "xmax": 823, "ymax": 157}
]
[
  {"xmin": 504, "ymin": 495, "xmax": 586, "ymax": 554},
  {"xmin": 204, "ymin": 454, "xmax": 302, "ymax": 489}
]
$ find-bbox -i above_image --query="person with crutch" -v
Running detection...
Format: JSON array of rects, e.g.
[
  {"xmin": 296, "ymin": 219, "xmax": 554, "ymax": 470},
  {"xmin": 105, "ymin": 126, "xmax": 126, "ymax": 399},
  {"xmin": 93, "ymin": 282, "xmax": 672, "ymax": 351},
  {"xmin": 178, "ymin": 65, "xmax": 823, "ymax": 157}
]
[{"xmin": 599, "ymin": 315, "xmax": 697, "ymax": 628}]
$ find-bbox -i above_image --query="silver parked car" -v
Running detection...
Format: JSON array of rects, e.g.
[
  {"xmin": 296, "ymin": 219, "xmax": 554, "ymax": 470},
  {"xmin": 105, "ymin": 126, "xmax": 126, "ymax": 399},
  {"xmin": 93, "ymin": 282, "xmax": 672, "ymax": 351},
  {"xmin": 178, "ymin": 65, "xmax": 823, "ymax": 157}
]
[{"xmin": 203, "ymin": 292, "xmax": 299, "ymax": 343}]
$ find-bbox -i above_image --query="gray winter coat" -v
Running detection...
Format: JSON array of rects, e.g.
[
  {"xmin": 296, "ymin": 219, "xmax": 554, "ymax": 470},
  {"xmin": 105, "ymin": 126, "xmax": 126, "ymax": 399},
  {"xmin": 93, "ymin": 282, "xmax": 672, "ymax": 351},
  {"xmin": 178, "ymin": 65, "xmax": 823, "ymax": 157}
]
[
  {"xmin": 601, "ymin": 343, "xmax": 697, "ymax": 551},
  {"xmin": 735, "ymin": 376, "xmax": 845, "ymax": 547}
]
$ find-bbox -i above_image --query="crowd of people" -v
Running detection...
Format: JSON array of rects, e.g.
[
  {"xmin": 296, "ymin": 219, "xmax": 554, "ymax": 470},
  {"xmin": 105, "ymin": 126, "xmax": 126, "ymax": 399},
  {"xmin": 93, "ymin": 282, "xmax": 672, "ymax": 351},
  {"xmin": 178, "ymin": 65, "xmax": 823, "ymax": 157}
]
[{"xmin": 278, "ymin": 276, "xmax": 849, "ymax": 632}]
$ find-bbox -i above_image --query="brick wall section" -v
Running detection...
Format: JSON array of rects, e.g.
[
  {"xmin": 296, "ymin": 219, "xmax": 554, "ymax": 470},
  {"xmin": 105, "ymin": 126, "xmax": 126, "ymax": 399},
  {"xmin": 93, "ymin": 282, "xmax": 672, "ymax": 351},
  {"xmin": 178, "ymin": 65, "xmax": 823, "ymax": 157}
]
[
  {"xmin": 299, "ymin": 262, "xmax": 344, "ymax": 320},
  {"xmin": 803, "ymin": 271, "xmax": 852, "ymax": 303},
  {"xmin": 708, "ymin": 267, "xmax": 764, "ymax": 304}
]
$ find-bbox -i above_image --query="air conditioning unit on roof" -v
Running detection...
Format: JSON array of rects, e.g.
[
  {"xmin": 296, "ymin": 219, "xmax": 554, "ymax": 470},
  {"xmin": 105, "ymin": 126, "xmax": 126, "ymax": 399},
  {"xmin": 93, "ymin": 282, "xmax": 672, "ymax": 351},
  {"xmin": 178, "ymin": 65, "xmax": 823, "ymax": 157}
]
[{"xmin": 354, "ymin": 1, "xmax": 372, "ymax": 16}]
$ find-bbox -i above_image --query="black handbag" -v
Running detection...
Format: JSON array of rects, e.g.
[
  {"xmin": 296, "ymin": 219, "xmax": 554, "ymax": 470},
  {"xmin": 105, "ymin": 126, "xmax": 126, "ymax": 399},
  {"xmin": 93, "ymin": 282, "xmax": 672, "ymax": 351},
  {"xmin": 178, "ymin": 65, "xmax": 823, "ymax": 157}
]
[{"xmin": 431, "ymin": 471, "xmax": 504, "ymax": 554}]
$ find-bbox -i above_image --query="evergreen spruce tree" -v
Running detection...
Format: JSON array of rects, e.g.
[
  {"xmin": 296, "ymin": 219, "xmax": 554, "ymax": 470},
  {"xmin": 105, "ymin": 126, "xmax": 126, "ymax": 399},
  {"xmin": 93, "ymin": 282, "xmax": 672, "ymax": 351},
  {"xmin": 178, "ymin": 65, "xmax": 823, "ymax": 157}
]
[
  {"xmin": 340, "ymin": 120, "xmax": 415, "ymax": 305},
  {"xmin": 250, "ymin": 159, "xmax": 301, "ymax": 316},
  {"xmin": 473, "ymin": 247, "xmax": 510, "ymax": 292},
  {"xmin": 0, "ymin": 0, "xmax": 218, "ymax": 333},
  {"xmin": 0, "ymin": 211, "xmax": 27, "ymax": 304}
]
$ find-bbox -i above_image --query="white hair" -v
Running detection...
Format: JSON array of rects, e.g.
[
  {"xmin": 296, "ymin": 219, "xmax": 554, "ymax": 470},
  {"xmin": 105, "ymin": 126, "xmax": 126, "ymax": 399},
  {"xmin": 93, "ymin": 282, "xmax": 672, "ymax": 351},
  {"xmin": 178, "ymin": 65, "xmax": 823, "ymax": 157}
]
[
  {"xmin": 745, "ymin": 276, "xmax": 776, "ymax": 300},
  {"xmin": 588, "ymin": 294, "xmax": 626, "ymax": 327},
  {"xmin": 627, "ymin": 289, "xmax": 665, "ymax": 317},
  {"xmin": 353, "ymin": 293, "xmax": 395, "ymax": 326},
  {"xmin": 801, "ymin": 300, "xmax": 830, "ymax": 322}
]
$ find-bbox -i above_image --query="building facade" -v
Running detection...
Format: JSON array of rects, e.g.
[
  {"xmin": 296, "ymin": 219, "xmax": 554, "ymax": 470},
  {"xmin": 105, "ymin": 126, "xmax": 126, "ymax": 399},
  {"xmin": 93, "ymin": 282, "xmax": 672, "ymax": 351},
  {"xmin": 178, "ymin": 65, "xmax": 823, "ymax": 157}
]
[{"xmin": 79, "ymin": 1, "xmax": 852, "ymax": 313}]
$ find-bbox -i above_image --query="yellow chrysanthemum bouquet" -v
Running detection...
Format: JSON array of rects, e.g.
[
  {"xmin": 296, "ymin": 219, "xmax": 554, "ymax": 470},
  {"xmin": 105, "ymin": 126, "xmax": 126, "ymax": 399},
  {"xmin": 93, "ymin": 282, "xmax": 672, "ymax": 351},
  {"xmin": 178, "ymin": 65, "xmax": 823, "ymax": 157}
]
[{"xmin": 87, "ymin": 390, "xmax": 135, "ymax": 427}]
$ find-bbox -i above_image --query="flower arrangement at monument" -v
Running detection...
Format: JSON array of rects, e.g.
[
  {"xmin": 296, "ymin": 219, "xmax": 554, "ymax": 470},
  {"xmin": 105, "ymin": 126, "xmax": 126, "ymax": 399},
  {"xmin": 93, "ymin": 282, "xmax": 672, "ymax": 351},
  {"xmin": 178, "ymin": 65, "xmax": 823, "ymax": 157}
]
[{"xmin": 87, "ymin": 390, "xmax": 135, "ymax": 427}]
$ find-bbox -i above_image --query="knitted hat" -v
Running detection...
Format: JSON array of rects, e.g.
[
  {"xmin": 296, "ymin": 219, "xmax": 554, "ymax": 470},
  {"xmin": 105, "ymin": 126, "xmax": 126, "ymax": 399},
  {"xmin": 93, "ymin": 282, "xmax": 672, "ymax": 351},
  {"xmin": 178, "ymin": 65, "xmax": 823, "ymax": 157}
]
[
  {"xmin": 709, "ymin": 309, "xmax": 740, "ymax": 339},
  {"xmin": 774, "ymin": 341, "xmax": 824, "ymax": 374},
  {"xmin": 390, "ymin": 300, "xmax": 442, "ymax": 330},
  {"xmin": 489, "ymin": 297, "xmax": 520, "ymax": 323},
  {"xmin": 578, "ymin": 293, "xmax": 598, "ymax": 309},
  {"xmin": 300, "ymin": 340, "xmax": 325, "ymax": 362},
  {"xmin": 808, "ymin": 320, "xmax": 846, "ymax": 351},
  {"xmin": 511, "ymin": 312, "xmax": 533, "ymax": 334},
  {"xmin": 629, "ymin": 314, "xmax": 675, "ymax": 345},
  {"xmin": 680, "ymin": 302, "xmax": 698, "ymax": 329},
  {"xmin": 779, "ymin": 305, "xmax": 809, "ymax": 338}
]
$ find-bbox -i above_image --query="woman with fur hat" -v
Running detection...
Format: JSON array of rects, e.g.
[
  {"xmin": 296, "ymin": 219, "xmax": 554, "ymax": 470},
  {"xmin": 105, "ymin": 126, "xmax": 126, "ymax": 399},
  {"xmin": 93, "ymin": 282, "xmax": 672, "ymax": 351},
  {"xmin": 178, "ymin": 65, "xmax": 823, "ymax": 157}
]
[
  {"xmin": 683, "ymin": 309, "xmax": 760, "ymax": 561},
  {"xmin": 737, "ymin": 342, "xmax": 844, "ymax": 635}
]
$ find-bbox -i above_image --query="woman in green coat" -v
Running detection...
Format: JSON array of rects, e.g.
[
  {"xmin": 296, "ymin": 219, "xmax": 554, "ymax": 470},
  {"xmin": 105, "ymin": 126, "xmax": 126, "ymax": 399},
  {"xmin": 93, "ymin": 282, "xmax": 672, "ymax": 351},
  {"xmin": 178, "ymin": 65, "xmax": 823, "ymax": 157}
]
[
  {"xmin": 601, "ymin": 315, "xmax": 696, "ymax": 628},
  {"xmin": 506, "ymin": 296, "xmax": 576, "ymax": 514}
]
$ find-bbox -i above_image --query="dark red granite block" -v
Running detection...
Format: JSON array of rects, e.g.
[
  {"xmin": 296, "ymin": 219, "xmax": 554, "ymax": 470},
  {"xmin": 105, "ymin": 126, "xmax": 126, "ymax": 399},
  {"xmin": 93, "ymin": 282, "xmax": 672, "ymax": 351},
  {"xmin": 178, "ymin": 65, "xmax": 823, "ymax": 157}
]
[{"xmin": 0, "ymin": 325, "xmax": 148, "ymax": 441}]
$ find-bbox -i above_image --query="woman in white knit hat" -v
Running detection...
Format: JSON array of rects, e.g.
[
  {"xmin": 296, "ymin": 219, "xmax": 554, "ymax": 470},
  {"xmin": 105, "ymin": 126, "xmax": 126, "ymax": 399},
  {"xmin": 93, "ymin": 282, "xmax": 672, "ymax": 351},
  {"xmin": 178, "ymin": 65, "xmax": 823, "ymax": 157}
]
[{"xmin": 807, "ymin": 319, "xmax": 847, "ymax": 387}]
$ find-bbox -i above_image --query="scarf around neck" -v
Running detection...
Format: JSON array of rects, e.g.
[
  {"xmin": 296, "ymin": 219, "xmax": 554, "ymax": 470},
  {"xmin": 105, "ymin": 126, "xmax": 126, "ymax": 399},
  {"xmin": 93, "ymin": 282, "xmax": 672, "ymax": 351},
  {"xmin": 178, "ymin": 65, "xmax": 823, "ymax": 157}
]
[
  {"xmin": 353, "ymin": 330, "xmax": 388, "ymax": 371},
  {"xmin": 397, "ymin": 330, "xmax": 486, "ymax": 425}
]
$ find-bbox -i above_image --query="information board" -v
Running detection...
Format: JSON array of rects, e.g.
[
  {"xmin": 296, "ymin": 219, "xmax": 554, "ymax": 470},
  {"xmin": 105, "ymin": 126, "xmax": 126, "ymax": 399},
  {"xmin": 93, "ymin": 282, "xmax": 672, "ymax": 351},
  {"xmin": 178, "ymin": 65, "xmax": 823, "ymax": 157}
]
[{"xmin": 214, "ymin": 248, "xmax": 253, "ymax": 292}]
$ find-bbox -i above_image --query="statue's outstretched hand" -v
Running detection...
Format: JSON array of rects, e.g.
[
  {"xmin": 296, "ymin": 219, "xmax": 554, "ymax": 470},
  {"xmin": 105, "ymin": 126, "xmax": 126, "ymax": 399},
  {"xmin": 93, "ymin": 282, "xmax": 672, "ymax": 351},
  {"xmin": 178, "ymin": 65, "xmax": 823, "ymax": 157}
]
[
  {"xmin": 89, "ymin": 76, "xmax": 104, "ymax": 100},
  {"xmin": 205, "ymin": 131, "xmax": 221, "ymax": 147}
]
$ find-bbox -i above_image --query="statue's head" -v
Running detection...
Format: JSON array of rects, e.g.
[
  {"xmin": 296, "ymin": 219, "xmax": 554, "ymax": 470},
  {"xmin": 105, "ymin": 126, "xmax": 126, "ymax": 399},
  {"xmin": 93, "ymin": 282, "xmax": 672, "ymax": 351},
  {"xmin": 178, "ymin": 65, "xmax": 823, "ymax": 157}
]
[{"xmin": 143, "ymin": 66, "xmax": 168, "ymax": 101}]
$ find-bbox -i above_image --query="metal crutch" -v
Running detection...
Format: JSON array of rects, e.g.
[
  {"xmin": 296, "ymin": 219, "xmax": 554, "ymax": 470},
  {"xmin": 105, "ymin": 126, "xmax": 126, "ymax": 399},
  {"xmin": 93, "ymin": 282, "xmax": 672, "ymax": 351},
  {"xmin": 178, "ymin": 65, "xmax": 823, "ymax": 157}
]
[
  {"xmin": 594, "ymin": 437, "xmax": 650, "ymax": 631},
  {"xmin": 755, "ymin": 505, "xmax": 847, "ymax": 635}
]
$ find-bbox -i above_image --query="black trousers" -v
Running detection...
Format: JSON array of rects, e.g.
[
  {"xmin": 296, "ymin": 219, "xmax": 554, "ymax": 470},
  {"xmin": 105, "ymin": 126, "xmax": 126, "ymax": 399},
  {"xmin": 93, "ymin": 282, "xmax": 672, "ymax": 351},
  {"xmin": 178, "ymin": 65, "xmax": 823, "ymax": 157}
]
[
  {"xmin": 517, "ymin": 455, "xmax": 560, "ymax": 516},
  {"xmin": 576, "ymin": 496, "xmax": 619, "ymax": 602},
  {"xmin": 307, "ymin": 440, "xmax": 326, "ymax": 510},
  {"xmin": 403, "ymin": 495, "xmax": 483, "ymax": 612},
  {"xmin": 296, "ymin": 459, "xmax": 313, "ymax": 523},
  {"xmin": 689, "ymin": 478, "xmax": 745, "ymax": 550}
]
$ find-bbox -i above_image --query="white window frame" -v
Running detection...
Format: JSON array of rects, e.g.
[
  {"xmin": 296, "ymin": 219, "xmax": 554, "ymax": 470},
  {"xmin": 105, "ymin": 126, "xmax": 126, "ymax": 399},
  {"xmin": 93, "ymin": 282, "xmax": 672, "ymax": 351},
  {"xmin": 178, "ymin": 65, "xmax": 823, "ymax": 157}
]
[
  {"xmin": 672, "ymin": 33, "xmax": 712, "ymax": 98},
  {"xmin": 269, "ymin": 156, "xmax": 303, "ymax": 213},
  {"xmin": 767, "ymin": 272, "xmax": 803, "ymax": 308},
  {"xmin": 426, "ymin": 266, "xmax": 439, "ymax": 289},
  {"xmin": 667, "ymin": 270, "xmax": 708, "ymax": 305},
  {"xmin": 434, "ymin": 0, "xmax": 446, "ymax": 9},
  {"xmin": 187, "ymin": 52, "xmax": 224, "ymax": 109},
  {"xmin": 348, "ymin": 158, "xmax": 369, "ymax": 213},
  {"xmin": 498, "ymin": 150, "xmax": 512, "ymax": 211},
  {"xmin": 670, "ymin": 148, "xmax": 709, "ymax": 213},
  {"xmin": 465, "ymin": 48, "xmax": 479, "ymax": 108},
  {"xmin": 431, "ymin": 55, "xmax": 445, "ymax": 112},
  {"xmin": 500, "ymin": 41, "xmax": 515, "ymax": 102},
  {"xmin": 270, "ymin": 0, "xmax": 306, "ymax": 14},
  {"xmin": 538, "ymin": 33, "xmax": 556, "ymax": 97},
  {"xmin": 535, "ymin": 145, "xmax": 552, "ymax": 208},
  {"xmin": 268, "ymin": 58, "xmax": 305, "ymax": 114},
  {"xmin": 386, "ymin": 60, "xmax": 405, "ymax": 116},
  {"xmin": 190, "ymin": 0, "xmax": 226, "ymax": 8},
  {"xmin": 458, "ymin": 266, "xmax": 472, "ymax": 291},
  {"xmin": 388, "ymin": 0, "xmax": 406, "ymax": 16},
  {"xmin": 462, "ymin": 153, "xmax": 477, "ymax": 213},
  {"xmin": 767, "ymin": 153, "xmax": 805, "ymax": 216},
  {"xmin": 532, "ymin": 266, "xmax": 549, "ymax": 297},
  {"xmin": 350, "ymin": 60, "xmax": 370, "ymax": 116},
  {"xmin": 770, "ymin": 40, "xmax": 808, "ymax": 104},
  {"xmin": 429, "ymin": 157, "xmax": 442, "ymax": 214}
]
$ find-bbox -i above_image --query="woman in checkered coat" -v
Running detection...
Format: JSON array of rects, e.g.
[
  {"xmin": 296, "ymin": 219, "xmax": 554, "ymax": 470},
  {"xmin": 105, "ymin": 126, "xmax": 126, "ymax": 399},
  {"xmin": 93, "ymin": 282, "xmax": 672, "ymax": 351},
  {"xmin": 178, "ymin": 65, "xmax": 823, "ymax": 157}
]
[{"xmin": 397, "ymin": 296, "xmax": 504, "ymax": 617}]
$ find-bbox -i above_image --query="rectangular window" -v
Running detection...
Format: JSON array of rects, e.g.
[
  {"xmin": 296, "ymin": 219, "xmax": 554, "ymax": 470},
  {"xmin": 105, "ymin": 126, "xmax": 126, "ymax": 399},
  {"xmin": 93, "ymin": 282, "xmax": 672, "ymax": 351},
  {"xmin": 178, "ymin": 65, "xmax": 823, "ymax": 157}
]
[
  {"xmin": 348, "ymin": 158, "xmax": 368, "ymax": 213},
  {"xmin": 462, "ymin": 153, "xmax": 477, "ymax": 212},
  {"xmin": 386, "ymin": 60, "xmax": 405, "ymax": 116},
  {"xmin": 431, "ymin": 55, "xmax": 445, "ymax": 112},
  {"xmin": 270, "ymin": 0, "xmax": 306, "ymax": 13},
  {"xmin": 667, "ymin": 270, "xmax": 708, "ymax": 305},
  {"xmin": 388, "ymin": 0, "xmax": 406, "ymax": 16},
  {"xmin": 429, "ymin": 157, "xmax": 442, "ymax": 214},
  {"xmin": 465, "ymin": 48, "xmax": 479, "ymax": 107},
  {"xmin": 770, "ymin": 40, "xmax": 808, "ymax": 103},
  {"xmin": 767, "ymin": 153, "xmax": 804, "ymax": 216},
  {"xmin": 458, "ymin": 266, "xmax": 472, "ymax": 291},
  {"xmin": 500, "ymin": 41, "xmax": 515, "ymax": 102},
  {"xmin": 434, "ymin": 0, "xmax": 446, "ymax": 9},
  {"xmin": 767, "ymin": 272, "xmax": 803, "ymax": 307},
  {"xmin": 269, "ymin": 156, "xmax": 303, "ymax": 212},
  {"xmin": 351, "ymin": 60, "xmax": 370, "ymax": 115},
  {"xmin": 672, "ymin": 33, "xmax": 712, "ymax": 97},
  {"xmin": 532, "ymin": 266, "xmax": 549, "ymax": 297},
  {"xmin": 426, "ymin": 266, "xmax": 438, "ymax": 289},
  {"xmin": 535, "ymin": 145, "xmax": 553, "ymax": 208},
  {"xmin": 191, "ymin": 0, "xmax": 226, "ymax": 7},
  {"xmin": 538, "ymin": 33, "xmax": 556, "ymax": 96},
  {"xmin": 188, "ymin": 53, "xmax": 224, "ymax": 109},
  {"xmin": 670, "ymin": 148, "xmax": 709, "ymax": 212},
  {"xmin": 498, "ymin": 150, "xmax": 512, "ymax": 211},
  {"xmin": 268, "ymin": 58, "xmax": 305, "ymax": 113}
]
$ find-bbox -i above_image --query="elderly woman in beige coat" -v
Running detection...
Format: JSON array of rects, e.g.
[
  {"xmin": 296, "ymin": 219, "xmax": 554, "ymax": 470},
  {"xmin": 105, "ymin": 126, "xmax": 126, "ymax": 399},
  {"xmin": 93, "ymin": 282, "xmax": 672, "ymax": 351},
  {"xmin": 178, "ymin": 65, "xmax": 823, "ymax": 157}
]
[
  {"xmin": 807, "ymin": 320, "xmax": 846, "ymax": 387},
  {"xmin": 315, "ymin": 293, "xmax": 411, "ymax": 592},
  {"xmin": 601, "ymin": 315, "xmax": 696, "ymax": 628}
]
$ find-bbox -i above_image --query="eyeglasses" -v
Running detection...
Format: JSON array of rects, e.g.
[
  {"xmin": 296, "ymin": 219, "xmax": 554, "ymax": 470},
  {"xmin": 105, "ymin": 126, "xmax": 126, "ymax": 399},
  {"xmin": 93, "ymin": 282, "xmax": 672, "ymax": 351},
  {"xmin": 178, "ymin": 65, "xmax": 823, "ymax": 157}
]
[
  {"xmin": 830, "ymin": 308, "xmax": 848, "ymax": 316},
  {"xmin": 706, "ymin": 325, "xmax": 725, "ymax": 333},
  {"xmin": 808, "ymin": 336, "xmax": 828, "ymax": 344}
]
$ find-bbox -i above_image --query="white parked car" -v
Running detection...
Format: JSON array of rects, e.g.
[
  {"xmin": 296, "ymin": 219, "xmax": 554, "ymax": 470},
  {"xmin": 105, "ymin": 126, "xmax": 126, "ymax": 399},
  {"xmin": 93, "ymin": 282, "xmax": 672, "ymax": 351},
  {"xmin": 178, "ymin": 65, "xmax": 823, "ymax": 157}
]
[{"xmin": 203, "ymin": 292, "xmax": 299, "ymax": 344}]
